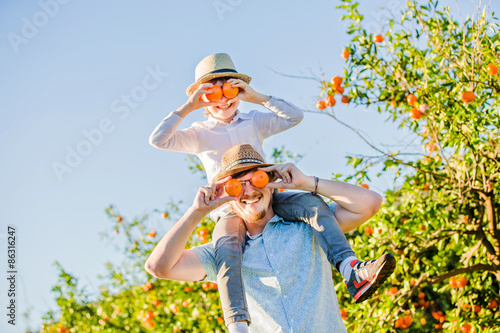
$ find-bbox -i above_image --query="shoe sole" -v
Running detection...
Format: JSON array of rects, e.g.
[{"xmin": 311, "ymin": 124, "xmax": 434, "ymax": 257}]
[{"xmin": 355, "ymin": 253, "xmax": 396, "ymax": 303}]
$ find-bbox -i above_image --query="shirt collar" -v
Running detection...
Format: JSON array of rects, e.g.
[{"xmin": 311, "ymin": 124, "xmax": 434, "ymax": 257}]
[{"xmin": 206, "ymin": 109, "xmax": 251, "ymax": 129}]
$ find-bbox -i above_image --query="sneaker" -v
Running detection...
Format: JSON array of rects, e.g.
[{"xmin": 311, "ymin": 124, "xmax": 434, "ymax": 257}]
[{"xmin": 345, "ymin": 253, "xmax": 396, "ymax": 303}]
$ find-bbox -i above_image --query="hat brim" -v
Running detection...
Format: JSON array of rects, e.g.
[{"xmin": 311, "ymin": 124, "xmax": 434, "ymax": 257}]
[
  {"xmin": 213, "ymin": 162, "xmax": 274, "ymax": 183},
  {"xmin": 186, "ymin": 72, "xmax": 252, "ymax": 96}
]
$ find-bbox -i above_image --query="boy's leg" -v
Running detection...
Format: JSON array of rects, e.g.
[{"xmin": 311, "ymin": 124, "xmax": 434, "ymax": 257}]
[
  {"xmin": 272, "ymin": 191, "xmax": 396, "ymax": 303},
  {"xmin": 212, "ymin": 214, "xmax": 250, "ymax": 328}
]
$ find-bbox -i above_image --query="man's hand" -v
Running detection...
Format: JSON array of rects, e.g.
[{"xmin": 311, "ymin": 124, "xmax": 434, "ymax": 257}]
[
  {"xmin": 191, "ymin": 177, "xmax": 237, "ymax": 216},
  {"xmin": 258, "ymin": 163, "xmax": 315, "ymax": 192},
  {"xmin": 227, "ymin": 79, "xmax": 270, "ymax": 105}
]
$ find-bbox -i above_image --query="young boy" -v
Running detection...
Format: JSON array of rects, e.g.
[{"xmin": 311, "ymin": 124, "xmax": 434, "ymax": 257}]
[{"xmin": 149, "ymin": 53, "xmax": 395, "ymax": 332}]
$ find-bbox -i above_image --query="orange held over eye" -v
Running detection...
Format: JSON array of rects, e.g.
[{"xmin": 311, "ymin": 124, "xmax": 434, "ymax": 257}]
[
  {"xmin": 225, "ymin": 179, "xmax": 242, "ymax": 197},
  {"xmin": 373, "ymin": 34, "xmax": 385, "ymax": 43},
  {"xmin": 202, "ymin": 85, "xmax": 223, "ymax": 102},
  {"xmin": 222, "ymin": 82, "xmax": 239, "ymax": 99},
  {"xmin": 325, "ymin": 95, "xmax": 336, "ymax": 107},
  {"xmin": 251, "ymin": 170, "xmax": 269, "ymax": 187}
]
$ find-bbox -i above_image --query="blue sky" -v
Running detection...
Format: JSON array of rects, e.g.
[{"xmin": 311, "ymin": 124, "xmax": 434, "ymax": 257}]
[{"xmin": 0, "ymin": 0, "xmax": 496, "ymax": 332}]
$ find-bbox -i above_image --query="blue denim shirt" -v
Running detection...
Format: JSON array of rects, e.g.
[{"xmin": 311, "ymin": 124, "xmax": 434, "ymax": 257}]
[{"xmin": 191, "ymin": 209, "xmax": 346, "ymax": 333}]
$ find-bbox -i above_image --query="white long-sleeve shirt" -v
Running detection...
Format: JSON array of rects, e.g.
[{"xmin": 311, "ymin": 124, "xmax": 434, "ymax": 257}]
[{"xmin": 149, "ymin": 96, "xmax": 304, "ymax": 183}]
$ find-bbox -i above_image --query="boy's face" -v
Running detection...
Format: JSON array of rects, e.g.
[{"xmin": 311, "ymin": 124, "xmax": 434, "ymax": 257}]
[
  {"xmin": 205, "ymin": 78, "xmax": 240, "ymax": 123},
  {"xmin": 229, "ymin": 169, "xmax": 274, "ymax": 224}
]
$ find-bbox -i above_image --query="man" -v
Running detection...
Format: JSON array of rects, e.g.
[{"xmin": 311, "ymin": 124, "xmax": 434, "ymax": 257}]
[{"xmin": 145, "ymin": 144, "xmax": 395, "ymax": 332}]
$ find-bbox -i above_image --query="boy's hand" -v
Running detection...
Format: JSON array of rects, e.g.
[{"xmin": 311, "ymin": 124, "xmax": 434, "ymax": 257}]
[
  {"xmin": 182, "ymin": 83, "xmax": 224, "ymax": 114},
  {"xmin": 227, "ymin": 79, "xmax": 270, "ymax": 105},
  {"xmin": 258, "ymin": 163, "xmax": 315, "ymax": 192},
  {"xmin": 191, "ymin": 177, "xmax": 237, "ymax": 216}
]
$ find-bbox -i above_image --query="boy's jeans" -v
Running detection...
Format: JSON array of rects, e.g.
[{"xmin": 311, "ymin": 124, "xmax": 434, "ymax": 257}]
[{"xmin": 212, "ymin": 191, "xmax": 356, "ymax": 326}]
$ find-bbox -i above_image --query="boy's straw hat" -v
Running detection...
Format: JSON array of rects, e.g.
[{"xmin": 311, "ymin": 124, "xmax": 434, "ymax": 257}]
[
  {"xmin": 213, "ymin": 144, "xmax": 273, "ymax": 182},
  {"xmin": 186, "ymin": 53, "xmax": 252, "ymax": 96}
]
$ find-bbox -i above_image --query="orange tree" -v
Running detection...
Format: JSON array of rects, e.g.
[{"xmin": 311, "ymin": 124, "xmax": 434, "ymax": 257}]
[
  {"xmin": 40, "ymin": 204, "xmax": 225, "ymax": 333},
  {"xmin": 314, "ymin": 0, "xmax": 499, "ymax": 331}
]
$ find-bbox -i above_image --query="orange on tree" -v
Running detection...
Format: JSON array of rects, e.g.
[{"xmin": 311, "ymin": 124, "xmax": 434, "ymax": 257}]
[
  {"xmin": 407, "ymin": 94, "xmax": 417, "ymax": 106},
  {"xmin": 148, "ymin": 230, "xmax": 156, "ymax": 238},
  {"xmin": 461, "ymin": 91, "xmax": 475, "ymax": 103},
  {"xmin": 360, "ymin": 184, "xmax": 369, "ymax": 189},
  {"xmin": 418, "ymin": 292, "xmax": 425, "ymax": 299},
  {"xmin": 222, "ymin": 82, "xmax": 239, "ymax": 99},
  {"xmin": 341, "ymin": 95, "xmax": 350, "ymax": 103},
  {"xmin": 316, "ymin": 100, "xmax": 326, "ymax": 110},
  {"xmin": 182, "ymin": 300, "xmax": 190, "ymax": 308},
  {"xmin": 461, "ymin": 323, "xmax": 472, "ymax": 333},
  {"xmin": 486, "ymin": 63, "xmax": 498, "ymax": 75},
  {"xmin": 488, "ymin": 298, "xmax": 498, "ymax": 309},
  {"xmin": 331, "ymin": 76, "xmax": 343, "ymax": 86},
  {"xmin": 373, "ymin": 34, "xmax": 385, "ymax": 43},
  {"xmin": 162, "ymin": 212, "xmax": 168, "ymax": 218},
  {"xmin": 251, "ymin": 170, "xmax": 269, "ymax": 187},
  {"xmin": 202, "ymin": 85, "xmax": 223, "ymax": 102},
  {"xmin": 341, "ymin": 49, "xmax": 350, "ymax": 59},
  {"xmin": 364, "ymin": 226, "xmax": 373, "ymax": 235},
  {"xmin": 388, "ymin": 286, "xmax": 398, "ymax": 296},
  {"xmin": 340, "ymin": 309, "xmax": 348, "ymax": 319},
  {"xmin": 409, "ymin": 108, "xmax": 423, "ymax": 119},
  {"xmin": 334, "ymin": 85, "xmax": 345, "ymax": 94},
  {"xmin": 225, "ymin": 179, "xmax": 242, "ymax": 197},
  {"xmin": 457, "ymin": 276, "xmax": 468, "ymax": 288},
  {"xmin": 117, "ymin": 216, "xmax": 123, "ymax": 222},
  {"xmin": 325, "ymin": 95, "xmax": 336, "ymax": 107}
]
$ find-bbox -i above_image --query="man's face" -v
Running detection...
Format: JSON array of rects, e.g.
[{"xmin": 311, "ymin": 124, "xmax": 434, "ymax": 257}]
[
  {"xmin": 229, "ymin": 169, "xmax": 273, "ymax": 223},
  {"xmin": 205, "ymin": 79, "xmax": 240, "ymax": 123}
]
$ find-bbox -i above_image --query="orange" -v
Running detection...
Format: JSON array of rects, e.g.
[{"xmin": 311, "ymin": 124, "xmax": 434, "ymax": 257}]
[
  {"xmin": 461, "ymin": 323, "xmax": 471, "ymax": 333},
  {"xmin": 373, "ymin": 34, "xmax": 384, "ymax": 43},
  {"xmin": 409, "ymin": 108, "xmax": 422, "ymax": 119},
  {"xmin": 341, "ymin": 49, "xmax": 350, "ymax": 59},
  {"xmin": 325, "ymin": 95, "xmax": 336, "ymax": 107},
  {"xmin": 225, "ymin": 179, "xmax": 242, "ymax": 196},
  {"xmin": 422, "ymin": 184, "xmax": 430, "ymax": 191},
  {"xmin": 198, "ymin": 228, "xmax": 209, "ymax": 236},
  {"xmin": 341, "ymin": 95, "xmax": 350, "ymax": 104},
  {"xmin": 251, "ymin": 170, "xmax": 269, "ymax": 187},
  {"xmin": 148, "ymin": 230, "xmax": 156, "ymax": 238},
  {"xmin": 461, "ymin": 91, "xmax": 475, "ymax": 103},
  {"xmin": 217, "ymin": 317, "xmax": 224, "ymax": 324},
  {"xmin": 456, "ymin": 276, "xmax": 468, "ymax": 288},
  {"xmin": 340, "ymin": 309, "xmax": 348, "ymax": 319},
  {"xmin": 488, "ymin": 299, "xmax": 498, "ymax": 309},
  {"xmin": 335, "ymin": 86, "xmax": 345, "ymax": 94},
  {"xmin": 202, "ymin": 85, "xmax": 223, "ymax": 102},
  {"xmin": 162, "ymin": 212, "xmax": 168, "ymax": 218},
  {"xmin": 222, "ymin": 82, "xmax": 239, "ymax": 99},
  {"xmin": 403, "ymin": 315, "xmax": 413, "ymax": 327},
  {"xmin": 360, "ymin": 184, "xmax": 369, "ymax": 189},
  {"xmin": 316, "ymin": 100, "xmax": 326, "ymax": 110},
  {"xmin": 364, "ymin": 226, "xmax": 373, "ymax": 235},
  {"xmin": 486, "ymin": 63, "xmax": 498, "ymax": 75},
  {"xmin": 418, "ymin": 292, "xmax": 425, "ymax": 299},
  {"xmin": 472, "ymin": 304, "xmax": 481, "ymax": 313},
  {"xmin": 331, "ymin": 76, "xmax": 343, "ymax": 86},
  {"xmin": 388, "ymin": 287, "xmax": 398, "ymax": 296},
  {"xmin": 407, "ymin": 94, "xmax": 417, "ymax": 106},
  {"xmin": 182, "ymin": 300, "xmax": 190, "ymax": 308},
  {"xmin": 427, "ymin": 142, "xmax": 436, "ymax": 152},
  {"xmin": 117, "ymin": 216, "xmax": 123, "ymax": 222},
  {"xmin": 184, "ymin": 286, "xmax": 193, "ymax": 292}
]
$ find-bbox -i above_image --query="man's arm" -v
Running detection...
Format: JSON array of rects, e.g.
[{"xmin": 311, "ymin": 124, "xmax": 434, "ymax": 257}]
[
  {"xmin": 145, "ymin": 178, "xmax": 235, "ymax": 281},
  {"xmin": 260, "ymin": 164, "xmax": 383, "ymax": 233}
]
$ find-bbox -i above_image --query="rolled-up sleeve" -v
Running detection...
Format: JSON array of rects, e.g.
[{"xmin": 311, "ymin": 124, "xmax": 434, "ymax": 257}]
[
  {"xmin": 253, "ymin": 96, "xmax": 304, "ymax": 139},
  {"xmin": 149, "ymin": 112, "xmax": 200, "ymax": 154},
  {"xmin": 189, "ymin": 243, "xmax": 217, "ymax": 282}
]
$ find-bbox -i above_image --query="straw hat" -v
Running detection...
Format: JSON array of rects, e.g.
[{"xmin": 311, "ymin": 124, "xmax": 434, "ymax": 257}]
[
  {"xmin": 213, "ymin": 144, "xmax": 273, "ymax": 182},
  {"xmin": 186, "ymin": 53, "xmax": 252, "ymax": 96}
]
